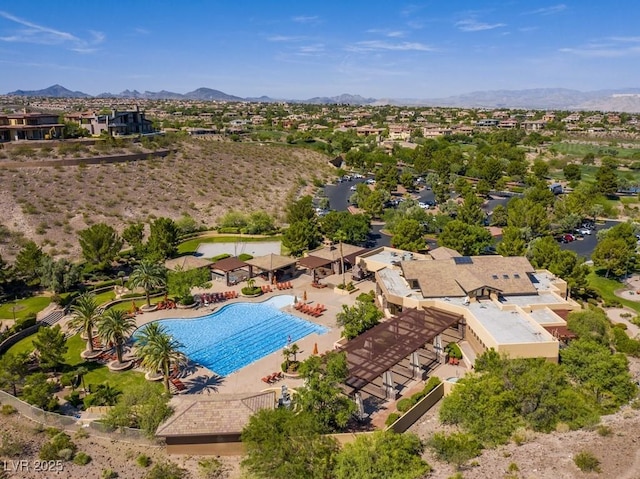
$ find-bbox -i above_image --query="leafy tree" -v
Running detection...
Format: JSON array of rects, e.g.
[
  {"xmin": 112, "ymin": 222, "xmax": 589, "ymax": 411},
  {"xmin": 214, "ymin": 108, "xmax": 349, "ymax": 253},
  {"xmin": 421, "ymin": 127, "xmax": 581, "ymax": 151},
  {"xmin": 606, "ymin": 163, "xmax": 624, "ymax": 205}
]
[
  {"xmin": 563, "ymin": 163, "xmax": 582, "ymax": 181},
  {"xmin": 245, "ymin": 211, "xmax": 277, "ymax": 234},
  {"xmin": 566, "ymin": 308, "xmax": 610, "ymax": 345},
  {"xmin": 440, "ymin": 354, "xmax": 600, "ymax": 445},
  {"xmin": 14, "ymin": 241, "xmax": 44, "ymax": 282},
  {"xmin": 391, "ymin": 219, "xmax": 425, "ymax": 252},
  {"xmin": 457, "ymin": 193, "xmax": 485, "ymax": 226},
  {"xmin": 69, "ymin": 292, "xmax": 101, "ymax": 354},
  {"xmin": 438, "ymin": 220, "xmax": 493, "ymax": 256},
  {"xmin": 167, "ymin": 267, "xmax": 210, "ymax": 304},
  {"xmin": 336, "ymin": 298, "xmax": 384, "ymax": 340},
  {"xmin": 32, "ymin": 325, "xmax": 67, "ymax": 370},
  {"xmin": 295, "ymin": 351, "xmax": 357, "ymax": 432},
  {"xmin": 0, "ymin": 352, "xmax": 29, "ymax": 395},
  {"xmin": 320, "ymin": 211, "xmax": 370, "ymax": 245},
  {"xmin": 531, "ymin": 159, "xmax": 549, "ymax": 179},
  {"xmin": 286, "ymin": 195, "xmax": 316, "ymax": 224},
  {"xmin": 375, "ymin": 163, "xmax": 399, "ymax": 192},
  {"xmin": 489, "ymin": 204, "xmax": 508, "ymax": 226},
  {"xmin": 496, "ymin": 226, "xmax": 526, "ymax": 256},
  {"xmin": 592, "ymin": 237, "xmax": 634, "ymax": 278},
  {"xmin": 400, "ymin": 172, "xmax": 415, "ymax": 191},
  {"xmin": 38, "ymin": 257, "xmax": 81, "ymax": 293},
  {"xmin": 85, "ymin": 383, "xmax": 122, "ymax": 407},
  {"xmin": 361, "ymin": 188, "xmax": 389, "ymax": 219},
  {"xmin": 22, "ymin": 372, "xmax": 57, "ymax": 411},
  {"xmin": 595, "ymin": 165, "xmax": 618, "ymax": 196},
  {"xmin": 146, "ymin": 217, "xmax": 179, "ymax": 261},
  {"xmin": 98, "ymin": 309, "xmax": 136, "ymax": 364},
  {"xmin": 135, "ymin": 323, "xmax": 187, "ymax": 393},
  {"xmin": 560, "ymin": 338, "xmax": 637, "ymax": 411},
  {"xmin": 129, "ymin": 260, "xmax": 167, "ymax": 307},
  {"xmin": 282, "ymin": 219, "xmax": 322, "ymax": 256},
  {"xmin": 122, "ymin": 222, "xmax": 145, "ymax": 257},
  {"xmin": 78, "ymin": 223, "xmax": 123, "ymax": 270},
  {"xmin": 103, "ymin": 384, "xmax": 173, "ymax": 438},
  {"xmin": 507, "ymin": 198, "xmax": 549, "ymax": 238},
  {"xmin": 241, "ymin": 407, "xmax": 338, "ymax": 479},
  {"xmin": 217, "ymin": 210, "xmax": 248, "ymax": 230},
  {"xmin": 335, "ymin": 430, "xmax": 431, "ymax": 479},
  {"xmin": 480, "ymin": 156, "xmax": 504, "ymax": 187}
]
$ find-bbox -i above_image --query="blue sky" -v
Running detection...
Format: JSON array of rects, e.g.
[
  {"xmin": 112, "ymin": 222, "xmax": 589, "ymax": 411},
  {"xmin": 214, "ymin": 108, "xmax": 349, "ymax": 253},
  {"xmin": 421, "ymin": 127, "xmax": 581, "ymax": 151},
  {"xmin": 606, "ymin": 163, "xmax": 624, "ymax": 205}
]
[{"xmin": 0, "ymin": 1, "xmax": 638, "ymax": 99}]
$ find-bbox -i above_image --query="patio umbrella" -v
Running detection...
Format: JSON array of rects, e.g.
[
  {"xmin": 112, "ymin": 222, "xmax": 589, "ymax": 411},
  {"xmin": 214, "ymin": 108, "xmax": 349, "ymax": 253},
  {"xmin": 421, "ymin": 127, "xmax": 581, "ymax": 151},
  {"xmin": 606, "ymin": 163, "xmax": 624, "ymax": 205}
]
[
  {"xmin": 303, "ymin": 290, "xmax": 307, "ymax": 301},
  {"xmin": 131, "ymin": 300, "xmax": 137, "ymax": 313},
  {"xmin": 312, "ymin": 342, "xmax": 318, "ymax": 355}
]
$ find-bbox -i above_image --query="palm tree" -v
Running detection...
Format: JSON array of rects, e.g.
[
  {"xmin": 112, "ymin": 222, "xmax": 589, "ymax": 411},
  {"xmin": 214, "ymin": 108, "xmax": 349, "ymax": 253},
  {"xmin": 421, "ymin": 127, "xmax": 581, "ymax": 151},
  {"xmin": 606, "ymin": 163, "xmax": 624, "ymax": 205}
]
[
  {"xmin": 69, "ymin": 292, "xmax": 101, "ymax": 353},
  {"xmin": 135, "ymin": 323, "xmax": 186, "ymax": 393},
  {"xmin": 289, "ymin": 343, "xmax": 300, "ymax": 362},
  {"xmin": 334, "ymin": 229, "xmax": 348, "ymax": 287},
  {"xmin": 97, "ymin": 309, "xmax": 136, "ymax": 364},
  {"xmin": 129, "ymin": 260, "xmax": 167, "ymax": 308}
]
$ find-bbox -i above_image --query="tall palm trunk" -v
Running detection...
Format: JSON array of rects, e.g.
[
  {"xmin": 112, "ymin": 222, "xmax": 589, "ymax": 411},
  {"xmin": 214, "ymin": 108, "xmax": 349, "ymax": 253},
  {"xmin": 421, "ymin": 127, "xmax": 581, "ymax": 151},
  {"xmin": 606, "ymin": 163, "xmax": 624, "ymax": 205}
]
[{"xmin": 340, "ymin": 240, "xmax": 345, "ymax": 286}]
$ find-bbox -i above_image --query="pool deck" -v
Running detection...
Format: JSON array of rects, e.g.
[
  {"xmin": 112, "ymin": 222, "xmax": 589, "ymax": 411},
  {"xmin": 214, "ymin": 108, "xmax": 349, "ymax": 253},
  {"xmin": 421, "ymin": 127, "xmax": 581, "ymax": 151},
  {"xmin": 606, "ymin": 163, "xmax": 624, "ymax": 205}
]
[{"xmin": 60, "ymin": 274, "xmax": 377, "ymax": 397}]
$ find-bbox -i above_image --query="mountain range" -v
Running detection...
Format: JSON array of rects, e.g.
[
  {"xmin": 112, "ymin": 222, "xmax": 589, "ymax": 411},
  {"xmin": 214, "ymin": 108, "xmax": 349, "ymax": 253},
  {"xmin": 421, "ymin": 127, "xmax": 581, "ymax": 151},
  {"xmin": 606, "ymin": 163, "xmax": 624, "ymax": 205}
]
[{"xmin": 6, "ymin": 84, "xmax": 640, "ymax": 112}]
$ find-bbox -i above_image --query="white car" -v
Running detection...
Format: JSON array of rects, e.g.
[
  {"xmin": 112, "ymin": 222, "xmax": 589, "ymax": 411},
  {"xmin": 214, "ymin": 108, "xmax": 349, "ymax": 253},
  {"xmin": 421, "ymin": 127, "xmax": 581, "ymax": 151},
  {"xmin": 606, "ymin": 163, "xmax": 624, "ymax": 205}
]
[
  {"xmin": 418, "ymin": 202, "xmax": 429, "ymax": 209},
  {"xmin": 577, "ymin": 228, "xmax": 591, "ymax": 235},
  {"xmin": 350, "ymin": 185, "xmax": 357, "ymax": 191}
]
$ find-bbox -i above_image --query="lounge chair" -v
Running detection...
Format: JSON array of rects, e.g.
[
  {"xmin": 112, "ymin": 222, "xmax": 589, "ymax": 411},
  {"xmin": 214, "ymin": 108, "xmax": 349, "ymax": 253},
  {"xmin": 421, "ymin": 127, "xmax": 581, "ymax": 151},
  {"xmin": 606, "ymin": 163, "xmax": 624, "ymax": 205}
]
[
  {"xmin": 262, "ymin": 376, "xmax": 271, "ymax": 384},
  {"xmin": 171, "ymin": 378, "xmax": 187, "ymax": 391}
]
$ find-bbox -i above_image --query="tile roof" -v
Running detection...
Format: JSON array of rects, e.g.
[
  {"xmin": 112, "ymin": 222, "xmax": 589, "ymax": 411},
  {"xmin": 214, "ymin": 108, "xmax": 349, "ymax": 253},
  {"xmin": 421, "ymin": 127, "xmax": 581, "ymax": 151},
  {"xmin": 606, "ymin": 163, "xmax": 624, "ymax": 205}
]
[{"xmin": 156, "ymin": 392, "xmax": 276, "ymax": 437}]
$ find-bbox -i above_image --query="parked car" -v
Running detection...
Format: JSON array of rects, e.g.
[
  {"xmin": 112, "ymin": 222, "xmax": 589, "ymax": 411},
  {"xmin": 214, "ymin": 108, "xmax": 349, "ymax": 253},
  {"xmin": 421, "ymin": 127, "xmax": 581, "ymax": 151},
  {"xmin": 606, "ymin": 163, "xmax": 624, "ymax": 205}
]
[
  {"xmin": 350, "ymin": 185, "xmax": 357, "ymax": 191},
  {"xmin": 577, "ymin": 228, "xmax": 591, "ymax": 235},
  {"xmin": 563, "ymin": 234, "xmax": 575, "ymax": 242}
]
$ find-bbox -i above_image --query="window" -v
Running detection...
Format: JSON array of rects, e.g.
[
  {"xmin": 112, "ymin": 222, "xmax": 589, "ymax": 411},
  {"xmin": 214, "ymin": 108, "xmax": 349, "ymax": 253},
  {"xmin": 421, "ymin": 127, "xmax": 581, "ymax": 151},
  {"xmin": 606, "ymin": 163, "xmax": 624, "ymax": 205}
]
[
  {"xmin": 513, "ymin": 273, "xmax": 520, "ymax": 279},
  {"xmin": 502, "ymin": 274, "xmax": 509, "ymax": 279},
  {"xmin": 492, "ymin": 274, "xmax": 499, "ymax": 280}
]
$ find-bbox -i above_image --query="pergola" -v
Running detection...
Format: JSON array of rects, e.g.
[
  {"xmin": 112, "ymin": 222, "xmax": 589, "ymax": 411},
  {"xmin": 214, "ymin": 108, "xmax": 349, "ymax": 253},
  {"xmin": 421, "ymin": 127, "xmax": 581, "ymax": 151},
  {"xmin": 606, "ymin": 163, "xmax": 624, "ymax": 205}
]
[
  {"xmin": 244, "ymin": 254, "xmax": 298, "ymax": 283},
  {"xmin": 164, "ymin": 255, "xmax": 213, "ymax": 272},
  {"xmin": 339, "ymin": 307, "xmax": 463, "ymax": 399},
  {"xmin": 297, "ymin": 255, "xmax": 332, "ymax": 283},
  {"xmin": 210, "ymin": 257, "xmax": 249, "ymax": 287}
]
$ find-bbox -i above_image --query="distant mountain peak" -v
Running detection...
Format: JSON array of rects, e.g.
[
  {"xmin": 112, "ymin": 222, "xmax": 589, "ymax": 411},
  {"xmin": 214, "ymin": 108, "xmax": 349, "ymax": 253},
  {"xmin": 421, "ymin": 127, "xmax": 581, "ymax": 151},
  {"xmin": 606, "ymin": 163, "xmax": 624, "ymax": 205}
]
[{"xmin": 8, "ymin": 84, "xmax": 90, "ymax": 98}]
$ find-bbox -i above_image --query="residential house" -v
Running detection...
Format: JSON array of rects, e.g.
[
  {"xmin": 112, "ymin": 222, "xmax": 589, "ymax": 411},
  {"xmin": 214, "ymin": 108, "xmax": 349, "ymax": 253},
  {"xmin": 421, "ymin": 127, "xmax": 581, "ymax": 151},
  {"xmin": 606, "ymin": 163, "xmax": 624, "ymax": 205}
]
[
  {"xmin": 67, "ymin": 108, "xmax": 154, "ymax": 136},
  {"xmin": 0, "ymin": 113, "xmax": 64, "ymax": 142}
]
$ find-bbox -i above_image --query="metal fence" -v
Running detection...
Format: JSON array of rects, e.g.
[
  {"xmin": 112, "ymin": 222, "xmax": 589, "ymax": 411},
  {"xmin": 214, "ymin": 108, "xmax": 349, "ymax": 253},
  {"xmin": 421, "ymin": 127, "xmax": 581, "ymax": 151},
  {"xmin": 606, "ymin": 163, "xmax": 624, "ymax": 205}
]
[{"xmin": 0, "ymin": 390, "xmax": 160, "ymax": 446}]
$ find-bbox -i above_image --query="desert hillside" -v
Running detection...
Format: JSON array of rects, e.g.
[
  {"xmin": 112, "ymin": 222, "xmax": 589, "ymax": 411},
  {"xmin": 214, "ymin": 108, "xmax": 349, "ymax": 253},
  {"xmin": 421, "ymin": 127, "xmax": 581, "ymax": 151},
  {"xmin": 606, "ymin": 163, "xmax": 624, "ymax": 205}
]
[{"xmin": 0, "ymin": 139, "xmax": 334, "ymax": 260}]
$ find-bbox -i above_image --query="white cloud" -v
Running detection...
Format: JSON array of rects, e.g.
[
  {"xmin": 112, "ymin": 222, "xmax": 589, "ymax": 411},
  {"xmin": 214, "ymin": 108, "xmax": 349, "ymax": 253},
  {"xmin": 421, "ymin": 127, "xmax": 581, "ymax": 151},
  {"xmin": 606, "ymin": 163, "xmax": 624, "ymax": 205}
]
[
  {"xmin": 524, "ymin": 4, "xmax": 567, "ymax": 16},
  {"xmin": 366, "ymin": 29, "xmax": 406, "ymax": 38},
  {"xmin": 297, "ymin": 44, "xmax": 325, "ymax": 55},
  {"xmin": 292, "ymin": 15, "xmax": 319, "ymax": 24},
  {"xmin": 346, "ymin": 40, "xmax": 436, "ymax": 53},
  {"xmin": 456, "ymin": 19, "xmax": 506, "ymax": 32},
  {"xmin": 267, "ymin": 35, "xmax": 305, "ymax": 42},
  {"xmin": 560, "ymin": 36, "xmax": 640, "ymax": 58},
  {"xmin": 0, "ymin": 10, "xmax": 104, "ymax": 52}
]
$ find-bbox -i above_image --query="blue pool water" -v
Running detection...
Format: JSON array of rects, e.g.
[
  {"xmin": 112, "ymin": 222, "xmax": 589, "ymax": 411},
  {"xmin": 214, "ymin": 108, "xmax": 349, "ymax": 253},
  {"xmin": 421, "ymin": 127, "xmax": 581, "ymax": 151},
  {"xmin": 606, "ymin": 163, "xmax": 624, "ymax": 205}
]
[{"xmin": 143, "ymin": 295, "xmax": 328, "ymax": 376}]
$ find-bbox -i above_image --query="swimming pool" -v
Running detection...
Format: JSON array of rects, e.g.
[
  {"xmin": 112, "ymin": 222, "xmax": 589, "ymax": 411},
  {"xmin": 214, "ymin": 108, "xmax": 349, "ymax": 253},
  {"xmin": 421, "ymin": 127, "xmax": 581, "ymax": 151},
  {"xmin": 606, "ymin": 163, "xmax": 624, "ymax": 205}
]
[{"xmin": 144, "ymin": 295, "xmax": 328, "ymax": 376}]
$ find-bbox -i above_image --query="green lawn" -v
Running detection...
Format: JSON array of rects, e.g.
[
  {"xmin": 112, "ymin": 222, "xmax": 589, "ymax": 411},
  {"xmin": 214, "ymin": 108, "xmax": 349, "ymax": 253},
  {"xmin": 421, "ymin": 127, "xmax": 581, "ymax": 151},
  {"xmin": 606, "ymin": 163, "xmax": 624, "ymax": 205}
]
[
  {"xmin": 550, "ymin": 141, "xmax": 640, "ymax": 160},
  {"xmin": 177, "ymin": 234, "xmax": 283, "ymax": 255},
  {"xmin": 0, "ymin": 296, "xmax": 52, "ymax": 321},
  {"xmin": 92, "ymin": 289, "xmax": 116, "ymax": 306},
  {"xmin": 7, "ymin": 333, "xmax": 158, "ymax": 392},
  {"xmin": 587, "ymin": 270, "xmax": 640, "ymax": 315}
]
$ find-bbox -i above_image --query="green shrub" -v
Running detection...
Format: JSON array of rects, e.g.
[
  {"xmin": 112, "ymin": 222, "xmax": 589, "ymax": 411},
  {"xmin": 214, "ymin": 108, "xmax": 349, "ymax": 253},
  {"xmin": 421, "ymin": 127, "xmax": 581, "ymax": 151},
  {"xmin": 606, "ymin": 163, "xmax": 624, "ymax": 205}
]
[
  {"xmin": 596, "ymin": 425, "xmax": 613, "ymax": 437},
  {"xmin": 217, "ymin": 227, "xmax": 241, "ymax": 234},
  {"xmin": 423, "ymin": 376, "xmax": 442, "ymax": 394},
  {"xmin": 445, "ymin": 343, "xmax": 463, "ymax": 359},
  {"xmin": 410, "ymin": 390, "xmax": 426, "ymax": 403},
  {"xmin": 198, "ymin": 457, "xmax": 226, "ymax": 478},
  {"xmin": 39, "ymin": 432, "xmax": 77, "ymax": 461},
  {"xmin": 396, "ymin": 398, "xmax": 414, "ymax": 413},
  {"xmin": 73, "ymin": 451, "xmax": 91, "ymax": 465},
  {"xmin": 241, "ymin": 286, "xmax": 262, "ymax": 296},
  {"xmin": 574, "ymin": 451, "xmax": 601, "ymax": 472},
  {"xmin": 428, "ymin": 432, "xmax": 483, "ymax": 468},
  {"xmin": 144, "ymin": 461, "xmax": 186, "ymax": 479},
  {"xmin": 0, "ymin": 433, "xmax": 24, "ymax": 456},
  {"xmin": 137, "ymin": 454, "xmax": 151, "ymax": 467},
  {"xmin": 0, "ymin": 405, "xmax": 16, "ymax": 415},
  {"xmin": 64, "ymin": 390, "xmax": 83, "ymax": 408},
  {"xmin": 102, "ymin": 469, "xmax": 118, "ymax": 479},
  {"xmin": 210, "ymin": 253, "xmax": 231, "ymax": 262},
  {"xmin": 385, "ymin": 412, "xmax": 401, "ymax": 426},
  {"xmin": 237, "ymin": 253, "xmax": 253, "ymax": 261}
]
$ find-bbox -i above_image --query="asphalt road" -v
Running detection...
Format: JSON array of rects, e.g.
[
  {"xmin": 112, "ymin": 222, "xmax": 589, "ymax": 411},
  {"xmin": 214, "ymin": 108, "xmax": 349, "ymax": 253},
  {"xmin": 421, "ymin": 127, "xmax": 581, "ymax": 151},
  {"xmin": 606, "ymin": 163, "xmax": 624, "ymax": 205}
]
[
  {"xmin": 324, "ymin": 177, "xmax": 367, "ymax": 212},
  {"xmin": 559, "ymin": 220, "xmax": 618, "ymax": 260}
]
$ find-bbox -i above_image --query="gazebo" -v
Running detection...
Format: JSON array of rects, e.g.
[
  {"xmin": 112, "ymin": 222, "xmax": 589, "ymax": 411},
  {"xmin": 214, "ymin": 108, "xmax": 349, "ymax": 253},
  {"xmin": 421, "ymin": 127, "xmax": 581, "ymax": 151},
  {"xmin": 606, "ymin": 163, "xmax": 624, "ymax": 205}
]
[
  {"xmin": 297, "ymin": 255, "xmax": 332, "ymax": 283},
  {"xmin": 164, "ymin": 255, "xmax": 213, "ymax": 272},
  {"xmin": 244, "ymin": 253, "xmax": 298, "ymax": 284},
  {"xmin": 210, "ymin": 257, "xmax": 250, "ymax": 287}
]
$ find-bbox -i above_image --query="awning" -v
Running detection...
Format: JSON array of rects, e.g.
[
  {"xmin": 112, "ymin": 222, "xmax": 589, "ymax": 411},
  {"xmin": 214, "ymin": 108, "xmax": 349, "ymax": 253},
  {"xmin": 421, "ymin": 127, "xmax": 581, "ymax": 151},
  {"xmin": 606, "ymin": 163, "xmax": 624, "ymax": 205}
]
[{"xmin": 211, "ymin": 257, "xmax": 249, "ymax": 272}]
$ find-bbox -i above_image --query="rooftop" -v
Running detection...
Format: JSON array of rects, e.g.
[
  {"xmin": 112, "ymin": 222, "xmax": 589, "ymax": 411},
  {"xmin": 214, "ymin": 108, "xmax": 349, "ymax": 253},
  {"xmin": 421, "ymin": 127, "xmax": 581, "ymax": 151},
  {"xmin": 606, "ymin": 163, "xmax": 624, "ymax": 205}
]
[
  {"xmin": 528, "ymin": 308, "xmax": 566, "ymax": 325},
  {"xmin": 467, "ymin": 302, "xmax": 554, "ymax": 344}
]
